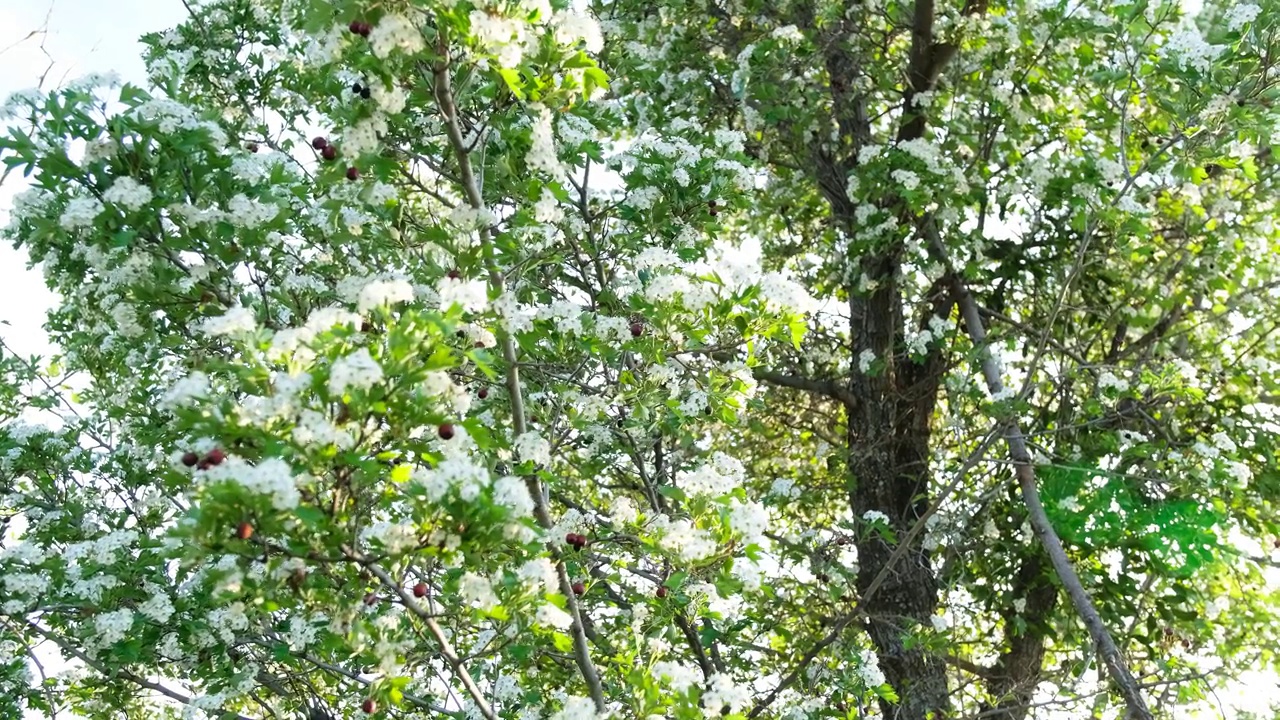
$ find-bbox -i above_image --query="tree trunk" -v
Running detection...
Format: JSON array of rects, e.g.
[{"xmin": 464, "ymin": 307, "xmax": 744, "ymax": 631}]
[
  {"xmin": 980, "ymin": 554, "xmax": 1058, "ymax": 720},
  {"xmin": 845, "ymin": 255, "xmax": 952, "ymax": 719}
]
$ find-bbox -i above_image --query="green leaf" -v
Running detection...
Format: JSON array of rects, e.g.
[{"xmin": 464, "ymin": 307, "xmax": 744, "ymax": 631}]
[
  {"xmin": 498, "ymin": 68, "xmax": 526, "ymax": 100},
  {"xmin": 583, "ymin": 67, "xmax": 610, "ymax": 98},
  {"xmin": 789, "ymin": 319, "xmax": 805, "ymax": 350},
  {"xmin": 295, "ymin": 506, "xmax": 325, "ymax": 527},
  {"xmin": 657, "ymin": 485, "xmax": 686, "ymax": 501}
]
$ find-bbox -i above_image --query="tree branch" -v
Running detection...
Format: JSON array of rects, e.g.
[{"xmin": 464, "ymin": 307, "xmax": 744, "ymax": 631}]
[
  {"xmin": 354, "ymin": 553, "xmax": 498, "ymax": 720},
  {"xmin": 753, "ymin": 369, "xmax": 855, "ymax": 407},
  {"xmin": 429, "ymin": 33, "xmax": 607, "ymax": 711},
  {"xmin": 25, "ymin": 620, "xmax": 258, "ymax": 720},
  {"xmin": 924, "ymin": 221, "xmax": 1155, "ymax": 720}
]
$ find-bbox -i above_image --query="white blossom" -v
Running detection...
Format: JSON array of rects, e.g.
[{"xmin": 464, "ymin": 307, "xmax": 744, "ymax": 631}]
[
  {"xmin": 102, "ymin": 176, "xmax": 154, "ymax": 211},
  {"xmin": 357, "ymin": 278, "xmax": 415, "ymax": 313},
  {"xmin": 199, "ymin": 306, "xmax": 258, "ymax": 337},
  {"xmin": 328, "ymin": 348, "xmax": 384, "ymax": 396}
]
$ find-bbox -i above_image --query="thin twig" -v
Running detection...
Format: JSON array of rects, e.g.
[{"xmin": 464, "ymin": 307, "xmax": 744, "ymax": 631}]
[{"xmin": 352, "ymin": 552, "xmax": 498, "ymax": 720}]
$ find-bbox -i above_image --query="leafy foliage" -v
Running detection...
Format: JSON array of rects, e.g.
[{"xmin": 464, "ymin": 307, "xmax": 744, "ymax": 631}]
[{"xmin": 2, "ymin": 0, "xmax": 1280, "ymax": 719}]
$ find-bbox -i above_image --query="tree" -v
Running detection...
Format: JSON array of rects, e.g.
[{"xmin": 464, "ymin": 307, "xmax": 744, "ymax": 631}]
[{"xmin": 2, "ymin": 0, "xmax": 1280, "ymax": 718}]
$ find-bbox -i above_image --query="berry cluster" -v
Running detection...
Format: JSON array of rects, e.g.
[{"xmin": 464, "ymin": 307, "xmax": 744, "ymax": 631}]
[{"xmin": 182, "ymin": 448, "xmax": 226, "ymax": 470}]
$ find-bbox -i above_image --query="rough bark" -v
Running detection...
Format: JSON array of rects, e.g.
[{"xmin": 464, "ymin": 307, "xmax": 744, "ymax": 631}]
[
  {"xmin": 980, "ymin": 554, "xmax": 1059, "ymax": 720},
  {"xmin": 844, "ymin": 253, "xmax": 953, "ymax": 719}
]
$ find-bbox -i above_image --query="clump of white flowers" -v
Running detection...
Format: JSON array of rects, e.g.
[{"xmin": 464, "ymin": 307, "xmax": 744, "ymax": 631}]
[
  {"xmin": 369, "ymin": 14, "xmax": 426, "ymax": 59},
  {"xmin": 536, "ymin": 602, "xmax": 574, "ymax": 630},
  {"xmin": 1097, "ymin": 370, "xmax": 1130, "ymax": 393},
  {"xmin": 293, "ymin": 409, "xmax": 355, "ymax": 450},
  {"xmin": 93, "ymin": 608, "xmax": 136, "ymax": 649},
  {"xmin": 856, "ymin": 648, "xmax": 886, "ymax": 688},
  {"xmin": 653, "ymin": 660, "xmax": 701, "ymax": 693},
  {"xmin": 1226, "ymin": 3, "xmax": 1262, "ymax": 31},
  {"xmin": 199, "ymin": 306, "xmax": 258, "ymax": 337},
  {"xmin": 728, "ymin": 499, "xmax": 769, "ymax": 545},
  {"xmin": 678, "ymin": 452, "xmax": 746, "ymax": 497},
  {"xmin": 470, "ymin": 10, "xmax": 530, "ymax": 68},
  {"xmin": 60, "ymin": 196, "xmax": 104, "ymax": 230},
  {"xmin": 553, "ymin": 12, "xmax": 603, "ymax": 53},
  {"xmin": 493, "ymin": 475, "xmax": 536, "ymax": 516},
  {"xmin": 1160, "ymin": 27, "xmax": 1225, "ymax": 73},
  {"xmin": 357, "ymin": 278, "xmax": 414, "ymax": 314},
  {"xmin": 360, "ymin": 521, "xmax": 420, "ymax": 554},
  {"xmin": 655, "ymin": 515, "xmax": 718, "ymax": 562},
  {"xmin": 701, "ymin": 674, "xmax": 751, "ymax": 717},
  {"xmin": 137, "ymin": 584, "xmax": 176, "ymax": 623},
  {"xmin": 548, "ymin": 696, "xmax": 602, "ymax": 720},
  {"xmin": 162, "ymin": 370, "xmax": 210, "ymax": 409},
  {"xmin": 102, "ymin": 176, "xmax": 154, "ymax": 210},
  {"xmin": 513, "ymin": 431, "xmax": 552, "ymax": 466},
  {"xmin": 327, "ymin": 348, "xmax": 384, "ymax": 396},
  {"xmin": 863, "ymin": 510, "xmax": 890, "ymax": 525},
  {"xmin": 518, "ymin": 557, "xmax": 559, "ymax": 594},
  {"xmin": 269, "ymin": 306, "xmax": 363, "ymax": 365},
  {"xmin": 526, "ymin": 105, "xmax": 567, "ymax": 182},
  {"xmin": 202, "ymin": 456, "xmax": 301, "ymax": 510},
  {"xmin": 438, "ymin": 276, "xmax": 490, "ymax": 313}
]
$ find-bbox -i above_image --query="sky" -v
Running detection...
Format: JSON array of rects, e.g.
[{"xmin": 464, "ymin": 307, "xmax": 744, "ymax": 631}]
[{"xmin": 0, "ymin": 0, "xmax": 1278, "ymax": 718}]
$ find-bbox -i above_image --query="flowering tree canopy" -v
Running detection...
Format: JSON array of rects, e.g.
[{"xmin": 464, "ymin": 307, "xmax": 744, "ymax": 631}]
[{"xmin": 3, "ymin": 0, "xmax": 1280, "ymax": 718}]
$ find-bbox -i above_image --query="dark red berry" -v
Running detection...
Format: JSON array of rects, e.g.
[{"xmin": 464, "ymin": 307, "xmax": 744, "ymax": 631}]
[
  {"xmin": 311, "ymin": 136, "xmax": 328, "ymax": 150},
  {"xmin": 346, "ymin": 166, "xmax": 361, "ymax": 181},
  {"xmin": 361, "ymin": 698, "xmax": 376, "ymax": 714},
  {"xmin": 708, "ymin": 200, "xmax": 718, "ymax": 209},
  {"xmin": 656, "ymin": 586, "xmax": 669, "ymax": 598},
  {"xmin": 447, "ymin": 269, "xmax": 461, "ymax": 279},
  {"xmin": 572, "ymin": 582, "xmax": 585, "ymax": 595},
  {"xmin": 349, "ymin": 20, "xmax": 371, "ymax": 36},
  {"xmin": 709, "ymin": 208, "xmax": 718, "ymax": 217},
  {"xmin": 322, "ymin": 145, "xmax": 337, "ymax": 161},
  {"xmin": 204, "ymin": 448, "xmax": 226, "ymax": 467},
  {"xmin": 438, "ymin": 423, "xmax": 455, "ymax": 440},
  {"xmin": 236, "ymin": 521, "xmax": 254, "ymax": 540},
  {"xmin": 245, "ymin": 142, "xmax": 259, "ymax": 153},
  {"xmin": 181, "ymin": 451, "xmax": 200, "ymax": 467},
  {"xmin": 478, "ymin": 387, "xmax": 489, "ymax": 399},
  {"xmin": 566, "ymin": 532, "xmax": 580, "ymax": 546},
  {"xmin": 360, "ymin": 87, "xmax": 372, "ymax": 99},
  {"xmin": 630, "ymin": 322, "xmax": 643, "ymax": 337},
  {"xmin": 413, "ymin": 582, "xmax": 428, "ymax": 598}
]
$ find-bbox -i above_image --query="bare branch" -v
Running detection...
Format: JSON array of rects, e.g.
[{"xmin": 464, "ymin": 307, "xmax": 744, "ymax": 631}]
[{"xmin": 926, "ymin": 221, "xmax": 1155, "ymax": 720}]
